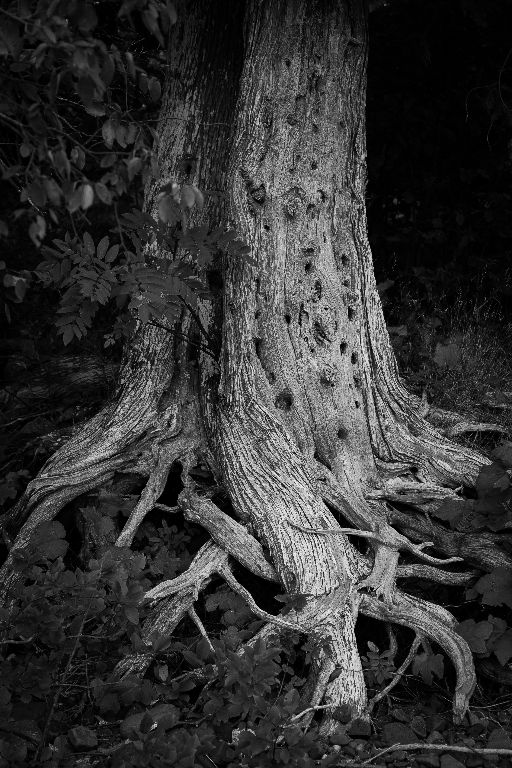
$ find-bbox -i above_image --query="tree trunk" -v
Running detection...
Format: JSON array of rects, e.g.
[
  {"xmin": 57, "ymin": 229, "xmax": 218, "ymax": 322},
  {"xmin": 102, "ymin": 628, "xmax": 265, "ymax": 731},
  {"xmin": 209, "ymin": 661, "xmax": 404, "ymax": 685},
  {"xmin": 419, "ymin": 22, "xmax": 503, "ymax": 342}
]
[{"xmin": 2, "ymin": 0, "xmax": 510, "ymax": 734}]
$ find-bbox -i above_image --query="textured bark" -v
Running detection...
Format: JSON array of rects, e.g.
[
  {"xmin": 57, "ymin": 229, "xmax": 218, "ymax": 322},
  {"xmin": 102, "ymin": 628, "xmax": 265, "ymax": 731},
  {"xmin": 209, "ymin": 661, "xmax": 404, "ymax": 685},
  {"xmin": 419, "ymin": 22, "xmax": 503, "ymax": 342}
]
[{"xmin": 2, "ymin": 0, "xmax": 509, "ymax": 733}]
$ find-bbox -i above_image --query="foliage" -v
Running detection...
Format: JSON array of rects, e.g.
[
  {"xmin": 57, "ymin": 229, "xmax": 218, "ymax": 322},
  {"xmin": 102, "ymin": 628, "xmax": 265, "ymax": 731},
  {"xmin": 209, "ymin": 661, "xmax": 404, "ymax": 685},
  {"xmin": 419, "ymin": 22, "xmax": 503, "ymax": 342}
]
[
  {"xmin": 0, "ymin": 0, "xmax": 252, "ymax": 347},
  {"xmin": 361, "ymin": 641, "xmax": 396, "ymax": 686}
]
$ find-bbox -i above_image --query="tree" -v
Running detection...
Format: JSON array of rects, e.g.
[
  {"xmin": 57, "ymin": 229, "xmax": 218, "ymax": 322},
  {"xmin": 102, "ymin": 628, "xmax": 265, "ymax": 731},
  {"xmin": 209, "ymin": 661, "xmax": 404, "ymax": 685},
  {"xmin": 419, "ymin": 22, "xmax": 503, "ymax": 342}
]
[{"xmin": 2, "ymin": 0, "xmax": 511, "ymax": 736}]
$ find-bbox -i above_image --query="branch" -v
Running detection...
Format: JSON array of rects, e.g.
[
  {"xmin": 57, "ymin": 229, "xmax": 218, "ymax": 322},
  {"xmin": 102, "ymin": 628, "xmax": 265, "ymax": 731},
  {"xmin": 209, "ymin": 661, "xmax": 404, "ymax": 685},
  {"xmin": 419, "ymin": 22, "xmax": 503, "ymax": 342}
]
[
  {"xmin": 367, "ymin": 634, "xmax": 422, "ymax": 713},
  {"xmin": 117, "ymin": 434, "xmax": 198, "ymax": 547},
  {"xmin": 363, "ymin": 743, "xmax": 512, "ymax": 765},
  {"xmin": 361, "ymin": 591, "xmax": 476, "ymax": 722},
  {"xmin": 144, "ymin": 540, "xmax": 228, "ymax": 603},
  {"xmin": 219, "ymin": 564, "xmax": 302, "ymax": 632},
  {"xmin": 397, "ymin": 564, "xmax": 477, "ymax": 585}
]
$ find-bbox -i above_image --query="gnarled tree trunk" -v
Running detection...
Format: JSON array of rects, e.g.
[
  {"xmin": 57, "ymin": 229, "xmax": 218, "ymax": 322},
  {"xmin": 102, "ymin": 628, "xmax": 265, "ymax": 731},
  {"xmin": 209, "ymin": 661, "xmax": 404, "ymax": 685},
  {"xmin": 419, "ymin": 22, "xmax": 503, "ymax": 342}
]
[{"xmin": 2, "ymin": 0, "xmax": 510, "ymax": 735}]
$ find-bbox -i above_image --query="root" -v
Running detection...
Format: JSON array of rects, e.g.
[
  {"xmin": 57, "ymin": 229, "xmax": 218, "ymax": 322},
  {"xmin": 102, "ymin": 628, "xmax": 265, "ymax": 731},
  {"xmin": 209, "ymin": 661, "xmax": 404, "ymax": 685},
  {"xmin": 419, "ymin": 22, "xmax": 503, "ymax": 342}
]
[
  {"xmin": 397, "ymin": 564, "xmax": 478, "ymax": 585},
  {"xmin": 115, "ymin": 541, "xmax": 228, "ymax": 679},
  {"xmin": 116, "ymin": 437, "xmax": 197, "ymax": 548},
  {"xmin": 178, "ymin": 489, "xmax": 280, "ymax": 582},
  {"xmin": 361, "ymin": 591, "xmax": 475, "ymax": 722},
  {"xmin": 389, "ymin": 507, "xmax": 512, "ymax": 571}
]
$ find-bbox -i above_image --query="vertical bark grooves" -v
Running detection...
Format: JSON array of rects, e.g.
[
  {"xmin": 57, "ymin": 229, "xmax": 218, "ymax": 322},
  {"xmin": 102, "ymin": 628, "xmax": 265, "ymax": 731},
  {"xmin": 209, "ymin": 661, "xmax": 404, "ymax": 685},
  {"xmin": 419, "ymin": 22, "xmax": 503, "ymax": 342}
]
[
  {"xmin": 203, "ymin": 0, "xmax": 380, "ymax": 727},
  {"xmin": 201, "ymin": 0, "xmax": 481, "ymax": 727}
]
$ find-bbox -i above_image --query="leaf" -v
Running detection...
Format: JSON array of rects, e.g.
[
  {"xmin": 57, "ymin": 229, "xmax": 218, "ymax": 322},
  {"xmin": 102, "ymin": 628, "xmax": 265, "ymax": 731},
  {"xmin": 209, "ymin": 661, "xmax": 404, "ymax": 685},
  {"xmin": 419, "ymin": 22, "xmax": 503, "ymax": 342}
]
[
  {"xmin": 477, "ymin": 463, "xmax": 511, "ymax": 497},
  {"xmin": 470, "ymin": 568, "xmax": 512, "ymax": 609},
  {"xmin": 43, "ymin": 178, "xmax": 61, "ymax": 206},
  {"xmin": 411, "ymin": 650, "xmax": 444, "ymax": 685},
  {"xmin": 100, "ymin": 153, "xmax": 117, "ymax": 168},
  {"xmin": 80, "ymin": 184, "xmax": 95, "ymax": 210},
  {"xmin": 493, "ymin": 440, "xmax": 512, "ymax": 469},
  {"xmin": 96, "ymin": 236, "xmax": 110, "ymax": 260},
  {"xmin": 327, "ymin": 667, "xmax": 343, "ymax": 683},
  {"xmin": 29, "ymin": 215, "xmax": 46, "ymax": 247},
  {"xmin": 26, "ymin": 181, "xmax": 47, "ymax": 208},
  {"xmin": 31, "ymin": 521, "xmax": 68, "ymax": 560},
  {"xmin": 95, "ymin": 182, "xmax": 112, "ymax": 204},
  {"xmin": 158, "ymin": 194, "xmax": 179, "ymax": 224},
  {"xmin": 102, "ymin": 119, "xmax": 116, "ymax": 149},
  {"xmin": 493, "ymin": 630, "xmax": 512, "ymax": 665},
  {"xmin": 487, "ymin": 728, "xmax": 512, "ymax": 749},
  {"xmin": 83, "ymin": 232, "xmax": 95, "ymax": 254},
  {"xmin": 456, "ymin": 619, "xmax": 493, "ymax": 654}
]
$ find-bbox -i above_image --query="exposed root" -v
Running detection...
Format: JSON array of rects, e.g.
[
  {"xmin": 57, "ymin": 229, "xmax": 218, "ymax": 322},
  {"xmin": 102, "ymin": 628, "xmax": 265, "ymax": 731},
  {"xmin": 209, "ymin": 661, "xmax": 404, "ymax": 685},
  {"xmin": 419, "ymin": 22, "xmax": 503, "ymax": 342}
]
[
  {"xmin": 396, "ymin": 564, "xmax": 478, "ymax": 585},
  {"xmin": 367, "ymin": 633, "xmax": 422, "ymax": 714},
  {"xmin": 366, "ymin": 479, "xmax": 462, "ymax": 513},
  {"xmin": 144, "ymin": 541, "xmax": 228, "ymax": 604},
  {"xmin": 361, "ymin": 591, "xmax": 476, "ymax": 722},
  {"xmin": 116, "ymin": 436, "xmax": 197, "ymax": 548},
  {"xmin": 178, "ymin": 489, "xmax": 280, "ymax": 582},
  {"xmin": 115, "ymin": 541, "xmax": 227, "ymax": 679},
  {"xmin": 389, "ymin": 507, "xmax": 512, "ymax": 571},
  {"xmin": 444, "ymin": 421, "xmax": 509, "ymax": 438},
  {"xmin": 219, "ymin": 563, "xmax": 303, "ymax": 632},
  {"xmin": 289, "ymin": 520, "xmax": 463, "ymax": 566}
]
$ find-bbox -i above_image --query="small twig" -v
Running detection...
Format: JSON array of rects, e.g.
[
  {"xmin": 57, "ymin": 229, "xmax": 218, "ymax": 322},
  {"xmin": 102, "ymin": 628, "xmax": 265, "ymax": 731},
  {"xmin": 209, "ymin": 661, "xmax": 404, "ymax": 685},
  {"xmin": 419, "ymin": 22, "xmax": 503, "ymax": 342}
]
[
  {"xmin": 367, "ymin": 634, "xmax": 421, "ymax": 713},
  {"xmin": 289, "ymin": 522, "xmax": 463, "ymax": 565},
  {"xmin": 290, "ymin": 703, "xmax": 335, "ymax": 723},
  {"xmin": 363, "ymin": 742, "xmax": 512, "ymax": 765},
  {"xmin": 1, "ymin": 410, "xmax": 54, "ymax": 429},
  {"xmin": 0, "ymin": 635, "xmax": 35, "ymax": 645},
  {"xmin": 147, "ymin": 319, "xmax": 218, "ymax": 360},
  {"xmin": 178, "ymin": 295, "xmax": 216, "ymax": 348},
  {"xmin": 188, "ymin": 606, "xmax": 215, "ymax": 654},
  {"xmin": 220, "ymin": 565, "xmax": 301, "ymax": 633}
]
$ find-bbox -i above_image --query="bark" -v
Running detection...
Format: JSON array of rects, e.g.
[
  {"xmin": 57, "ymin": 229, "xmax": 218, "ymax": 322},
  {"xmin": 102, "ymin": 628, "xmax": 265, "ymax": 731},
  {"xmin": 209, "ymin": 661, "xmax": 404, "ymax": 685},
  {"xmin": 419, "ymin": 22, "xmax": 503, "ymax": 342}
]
[{"xmin": 2, "ymin": 0, "xmax": 510, "ymax": 735}]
